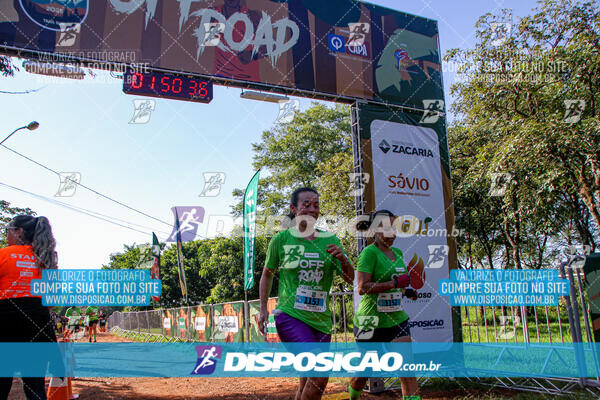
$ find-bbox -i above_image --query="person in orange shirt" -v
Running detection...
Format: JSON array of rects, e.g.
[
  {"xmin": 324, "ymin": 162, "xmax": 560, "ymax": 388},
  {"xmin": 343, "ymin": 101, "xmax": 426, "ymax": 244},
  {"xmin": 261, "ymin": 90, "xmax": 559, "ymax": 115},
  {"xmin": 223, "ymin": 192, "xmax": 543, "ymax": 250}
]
[{"xmin": 0, "ymin": 215, "xmax": 58, "ymax": 400}]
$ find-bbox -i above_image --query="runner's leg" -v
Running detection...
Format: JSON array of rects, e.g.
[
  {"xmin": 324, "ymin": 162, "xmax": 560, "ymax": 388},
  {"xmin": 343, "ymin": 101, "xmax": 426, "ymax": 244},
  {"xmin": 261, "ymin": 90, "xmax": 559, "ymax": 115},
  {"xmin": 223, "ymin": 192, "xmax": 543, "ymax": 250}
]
[
  {"xmin": 0, "ymin": 377, "xmax": 13, "ymax": 398},
  {"xmin": 21, "ymin": 377, "xmax": 46, "ymax": 400}
]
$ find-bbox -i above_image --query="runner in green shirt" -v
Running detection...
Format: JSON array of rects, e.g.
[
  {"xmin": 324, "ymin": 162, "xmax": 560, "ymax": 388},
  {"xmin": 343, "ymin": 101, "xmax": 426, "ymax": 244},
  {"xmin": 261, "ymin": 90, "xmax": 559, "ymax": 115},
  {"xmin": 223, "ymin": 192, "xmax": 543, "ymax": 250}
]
[
  {"xmin": 349, "ymin": 210, "xmax": 419, "ymax": 399},
  {"xmin": 86, "ymin": 306, "xmax": 99, "ymax": 342},
  {"xmin": 65, "ymin": 306, "xmax": 84, "ymax": 341},
  {"xmin": 259, "ymin": 187, "xmax": 354, "ymax": 400}
]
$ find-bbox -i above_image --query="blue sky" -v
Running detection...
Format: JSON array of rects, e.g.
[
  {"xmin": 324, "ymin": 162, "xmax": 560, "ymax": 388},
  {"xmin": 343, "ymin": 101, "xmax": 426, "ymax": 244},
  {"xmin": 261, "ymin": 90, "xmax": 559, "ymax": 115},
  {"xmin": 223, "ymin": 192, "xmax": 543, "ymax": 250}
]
[{"xmin": 0, "ymin": 0, "xmax": 541, "ymax": 268}]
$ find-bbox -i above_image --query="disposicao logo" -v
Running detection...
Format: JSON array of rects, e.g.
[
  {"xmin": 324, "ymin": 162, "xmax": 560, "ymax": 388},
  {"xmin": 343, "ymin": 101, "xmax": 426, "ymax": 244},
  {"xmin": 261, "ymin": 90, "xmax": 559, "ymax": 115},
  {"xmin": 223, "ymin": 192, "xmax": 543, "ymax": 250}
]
[{"xmin": 192, "ymin": 345, "xmax": 222, "ymax": 375}]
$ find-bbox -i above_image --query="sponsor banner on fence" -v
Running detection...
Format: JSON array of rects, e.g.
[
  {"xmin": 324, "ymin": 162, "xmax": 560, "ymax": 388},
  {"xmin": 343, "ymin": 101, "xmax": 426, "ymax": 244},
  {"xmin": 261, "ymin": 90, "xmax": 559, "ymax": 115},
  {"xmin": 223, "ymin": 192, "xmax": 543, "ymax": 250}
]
[
  {"xmin": 2, "ymin": 342, "xmax": 599, "ymax": 378},
  {"xmin": 248, "ymin": 298, "xmax": 279, "ymax": 343},
  {"xmin": 213, "ymin": 302, "xmax": 244, "ymax": 342},
  {"xmin": 192, "ymin": 305, "xmax": 212, "ymax": 342}
]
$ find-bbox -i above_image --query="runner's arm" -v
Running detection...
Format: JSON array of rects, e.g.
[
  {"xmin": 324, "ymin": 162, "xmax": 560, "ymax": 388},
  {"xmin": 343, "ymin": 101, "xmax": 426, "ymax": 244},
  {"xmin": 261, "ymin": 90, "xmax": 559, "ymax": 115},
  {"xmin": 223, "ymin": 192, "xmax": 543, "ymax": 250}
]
[
  {"xmin": 258, "ymin": 267, "xmax": 274, "ymax": 334},
  {"xmin": 356, "ymin": 271, "xmax": 395, "ymax": 295},
  {"xmin": 326, "ymin": 244, "xmax": 354, "ymax": 285}
]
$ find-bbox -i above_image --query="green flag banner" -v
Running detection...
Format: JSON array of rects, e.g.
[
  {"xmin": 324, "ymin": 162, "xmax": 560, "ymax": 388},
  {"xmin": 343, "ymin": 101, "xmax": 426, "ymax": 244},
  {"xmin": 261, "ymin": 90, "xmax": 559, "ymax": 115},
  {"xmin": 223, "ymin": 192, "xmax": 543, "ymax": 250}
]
[{"xmin": 243, "ymin": 170, "xmax": 260, "ymax": 291}]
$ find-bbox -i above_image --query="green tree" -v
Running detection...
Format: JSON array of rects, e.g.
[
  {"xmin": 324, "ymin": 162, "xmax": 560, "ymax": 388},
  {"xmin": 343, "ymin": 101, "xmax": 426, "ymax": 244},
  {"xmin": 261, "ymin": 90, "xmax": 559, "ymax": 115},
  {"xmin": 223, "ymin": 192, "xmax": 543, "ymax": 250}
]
[
  {"xmin": 0, "ymin": 200, "xmax": 35, "ymax": 246},
  {"xmin": 446, "ymin": 0, "xmax": 600, "ymax": 271},
  {"xmin": 231, "ymin": 103, "xmax": 352, "ymax": 217}
]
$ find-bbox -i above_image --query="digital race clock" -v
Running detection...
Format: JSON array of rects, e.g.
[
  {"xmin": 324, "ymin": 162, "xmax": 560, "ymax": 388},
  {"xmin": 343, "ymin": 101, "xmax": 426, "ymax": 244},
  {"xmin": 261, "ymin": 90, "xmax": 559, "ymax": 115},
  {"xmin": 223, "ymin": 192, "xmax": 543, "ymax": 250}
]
[{"xmin": 122, "ymin": 70, "xmax": 213, "ymax": 103}]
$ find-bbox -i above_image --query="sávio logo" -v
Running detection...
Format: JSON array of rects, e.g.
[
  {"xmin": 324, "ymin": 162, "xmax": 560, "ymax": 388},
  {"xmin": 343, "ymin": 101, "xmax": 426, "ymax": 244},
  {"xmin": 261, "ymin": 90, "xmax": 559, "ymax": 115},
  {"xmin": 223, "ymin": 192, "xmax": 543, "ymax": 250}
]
[
  {"xmin": 409, "ymin": 319, "xmax": 444, "ymax": 329},
  {"xmin": 20, "ymin": 0, "xmax": 88, "ymax": 31},
  {"xmin": 191, "ymin": 345, "xmax": 222, "ymax": 375},
  {"xmin": 388, "ymin": 173, "xmax": 430, "ymax": 192}
]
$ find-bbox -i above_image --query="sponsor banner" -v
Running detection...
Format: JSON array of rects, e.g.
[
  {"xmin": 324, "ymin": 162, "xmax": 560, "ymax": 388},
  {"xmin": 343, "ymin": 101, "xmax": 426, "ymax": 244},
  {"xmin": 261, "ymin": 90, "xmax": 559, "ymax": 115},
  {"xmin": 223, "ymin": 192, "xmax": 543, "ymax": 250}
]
[
  {"xmin": 30, "ymin": 269, "xmax": 161, "ymax": 306},
  {"xmin": 192, "ymin": 305, "xmax": 212, "ymax": 342},
  {"xmin": 2, "ymin": 342, "xmax": 599, "ymax": 378},
  {"xmin": 248, "ymin": 298, "xmax": 280, "ymax": 343},
  {"xmin": 163, "ymin": 309, "xmax": 174, "ymax": 337},
  {"xmin": 358, "ymin": 105, "xmax": 454, "ymax": 343},
  {"xmin": 243, "ymin": 170, "xmax": 260, "ymax": 291},
  {"xmin": 176, "ymin": 308, "xmax": 191, "ymax": 339},
  {"xmin": 0, "ymin": 1, "xmax": 441, "ymax": 108},
  {"xmin": 213, "ymin": 302, "xmax": 244, "ymax": 342}
]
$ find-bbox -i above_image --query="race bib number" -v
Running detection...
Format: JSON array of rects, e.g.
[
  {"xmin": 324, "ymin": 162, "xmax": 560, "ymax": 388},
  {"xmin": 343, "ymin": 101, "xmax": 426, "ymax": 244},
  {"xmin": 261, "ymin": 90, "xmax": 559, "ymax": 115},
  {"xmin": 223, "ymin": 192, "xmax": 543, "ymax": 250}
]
[
  {"xmin": 294, "ymin": 287, "xmax": 326, "ymax": 312},
  {"xmin": 377, "ymin": 292, "xmax": 402, "ymax": 313},
  {"xmin": 163, "ymin": 318, "xmax": 171, "ymax": 329}
]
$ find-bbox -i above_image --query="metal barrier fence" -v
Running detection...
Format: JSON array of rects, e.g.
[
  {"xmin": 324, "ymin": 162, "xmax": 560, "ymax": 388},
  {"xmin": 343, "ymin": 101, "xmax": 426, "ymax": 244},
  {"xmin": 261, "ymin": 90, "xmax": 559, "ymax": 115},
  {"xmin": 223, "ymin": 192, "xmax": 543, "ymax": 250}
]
[{"xmin": 107, "ymin": 266, "xmax": 600, "ymax": 396}]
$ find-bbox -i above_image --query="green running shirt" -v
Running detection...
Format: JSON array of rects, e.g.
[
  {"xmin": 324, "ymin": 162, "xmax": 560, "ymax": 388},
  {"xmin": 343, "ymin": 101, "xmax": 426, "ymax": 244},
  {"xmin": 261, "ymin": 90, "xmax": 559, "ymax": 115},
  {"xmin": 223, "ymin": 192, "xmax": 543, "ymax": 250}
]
[
  {"xmin": 265, "ymin": 228, "xmax": 346, "ymax": 334},
  {"xmin": 353, "ymin": 244, "xmax": 409, "ymax": 329},
  {"xmin": 85, "ymin": 306, "xmax": 99, "ymax": 321}
]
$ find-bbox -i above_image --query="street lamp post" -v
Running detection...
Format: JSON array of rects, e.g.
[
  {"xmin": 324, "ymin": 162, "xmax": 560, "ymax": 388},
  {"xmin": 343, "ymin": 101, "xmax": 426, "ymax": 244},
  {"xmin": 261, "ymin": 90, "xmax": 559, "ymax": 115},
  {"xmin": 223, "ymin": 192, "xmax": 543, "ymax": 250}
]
[{"xmin": 0, "ymin": 121, "xmax": 39, "ymax": 146}]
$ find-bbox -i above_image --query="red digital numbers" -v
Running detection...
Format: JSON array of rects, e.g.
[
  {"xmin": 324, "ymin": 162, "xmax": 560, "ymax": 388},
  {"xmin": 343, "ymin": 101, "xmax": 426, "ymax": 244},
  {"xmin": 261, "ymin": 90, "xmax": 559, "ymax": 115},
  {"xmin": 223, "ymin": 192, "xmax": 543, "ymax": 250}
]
[
  {"xmin": 198, "ymin": 81, "xmax": 208, "ymax": 97},
  {"xmin": 125, "ymin": 70, "xmax": 211, "ymax": 102},
  {"xmin": 171, "ymin": 78, "xmax": 183, "ymax": 94},
  {"xmin": 131, "ymin": 72, "xmax": 143, "ymax": 89},
  {"xmin": 160, "ymin": 77, "xmax": 170, "ymax": 92},
  {"xmin": 188, "ymin": 80, "xmax": 198, "ymax": 96}
]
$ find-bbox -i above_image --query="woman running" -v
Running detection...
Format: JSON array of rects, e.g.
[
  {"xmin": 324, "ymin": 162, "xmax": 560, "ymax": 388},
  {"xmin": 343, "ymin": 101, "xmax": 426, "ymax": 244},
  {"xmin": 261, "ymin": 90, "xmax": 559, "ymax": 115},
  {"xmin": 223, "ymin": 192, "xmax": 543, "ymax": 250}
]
[
  {"xmin": 0, "ymin": 215, "xmax": 59, "ymax": 400},
  {"xmin": 258, "ymin": 187, "xmax": 354, "ymax": 400},
  {"xmin": 349, "ymin": 210, "xmax": 419, "ymax": 399}
]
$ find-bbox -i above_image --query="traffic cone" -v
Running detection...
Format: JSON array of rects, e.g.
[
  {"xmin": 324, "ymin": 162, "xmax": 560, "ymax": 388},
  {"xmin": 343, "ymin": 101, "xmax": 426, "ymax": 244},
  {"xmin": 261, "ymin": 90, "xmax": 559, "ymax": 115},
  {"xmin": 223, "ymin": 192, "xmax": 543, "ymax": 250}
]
[
  {"xmin": 67, "ymin": 377, "xmax": 79, "ymax": 399},
  {"xmin": 47, "ymin": 377, "xmax": 69, "ymax": 400}
]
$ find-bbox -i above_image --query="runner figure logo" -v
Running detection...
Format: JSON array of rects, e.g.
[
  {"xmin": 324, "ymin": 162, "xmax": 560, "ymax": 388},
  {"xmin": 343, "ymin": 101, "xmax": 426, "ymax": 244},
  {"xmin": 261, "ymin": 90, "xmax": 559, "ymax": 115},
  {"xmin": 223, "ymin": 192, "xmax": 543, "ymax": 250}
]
[
  {"xmin": 420, "ymin": 99, "xmax": 444, "ymax": 124},
  {"xmin": 563, "ymin": 100, "xmax": 585, "ymax": 124},
  {"xmin": 199, "ymin": 172, "xmax": 226, "ymax": 197},
  {"xmin": 167, "ymin": 207, "xmax": 206, "ymax": 242},
  {"xmin": 282, "ymin": 245, "xmax": 304, "ymax": 269},
  {"xmin": 201, "ymin": 22, "xmax": 225, "ymax": 47},
  {"xmin": 426, "ymin": 245, "xmax": 448, "ymax": 269},
  {"xmin": 490, "ymin": 22, "xmax": 511, "ymax": 47},
  {"xmin": 57, "ymin": 23, "xmax": 80, "ymax": 47},
  {"xmin": 192, "ymin": 345, "xmax": 222, "ymax": 375},
  {"xmin": 347, "ymin": 172, "xmax": 369, "ymax": 196},
  {"xmin": 55, "ymin": 172, "xmax": 81, "ymax": 197},
  {"xmin": 129, "ymin": 99, "xmax": 156, "ymax": 124},
  {"xmin": 19, "ymin": 0, "xmax": 88, "ymax": 31},
  {"xmin": 276, "ymin": 99, "xmax": 300, "ymax": 124},
  {"xmin": 488, "ymin": 172, "xmax": 512, "ymax": 197},
  {"xmin": 347, "ymin": 22, "xmax": 369, "ymax": 46},
  {"xmin": 355, "ymin": 316, "xmax": 378, "ymax": 340}
]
